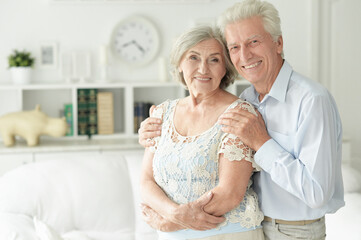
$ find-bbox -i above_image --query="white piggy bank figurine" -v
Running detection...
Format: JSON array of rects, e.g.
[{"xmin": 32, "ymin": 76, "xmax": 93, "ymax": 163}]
[{"xmin": 0, "ymin": 105, "xmax": 67, "ymax": 147}]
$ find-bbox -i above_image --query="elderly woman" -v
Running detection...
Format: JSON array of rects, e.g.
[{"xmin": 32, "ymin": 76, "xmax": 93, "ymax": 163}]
[{"xmin": 140, "ymin": 25, "xmax": 264, "ymax": 240}]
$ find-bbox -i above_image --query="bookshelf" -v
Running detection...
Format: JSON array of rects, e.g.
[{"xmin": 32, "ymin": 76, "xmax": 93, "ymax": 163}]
[{"xmin": 0, "ymin": 80, "xmax": 250, "ymax": 141}]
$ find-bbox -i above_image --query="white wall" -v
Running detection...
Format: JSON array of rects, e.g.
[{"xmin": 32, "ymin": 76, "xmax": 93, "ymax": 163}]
[
  {"xmin": 328, "ymin": 0, "xmax": 361, "ymax": 169},
  {"xmin": 0, "ymin": 0, "xmax": 312, "ymax": 83},
  {"xmin": 2, "ymin": 0, "xmax": 360, "ymax": 166}
]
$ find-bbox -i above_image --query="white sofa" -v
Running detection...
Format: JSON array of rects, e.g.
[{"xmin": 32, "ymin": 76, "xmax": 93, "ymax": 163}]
[
  {"xmin": 0, "ymin": 152, "xmax": 157, "ymax": 240},
  {"xmin": 326, "ymin": 163, "xmax": 361, "ymax": 239},
  {"xmin": 1, "ymin": 151, "xmax": 360, "ymax": 240}
]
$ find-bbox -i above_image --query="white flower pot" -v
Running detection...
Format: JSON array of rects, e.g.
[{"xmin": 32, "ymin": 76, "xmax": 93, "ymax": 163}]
[{"xmin": 10, "ymin": 67, "xmax": 32, "ymax": 84}]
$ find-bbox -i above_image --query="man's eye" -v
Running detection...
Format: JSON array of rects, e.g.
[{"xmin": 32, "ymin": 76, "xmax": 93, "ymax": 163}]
[
  {"xmin": 249, "ymin": 40, "xmax": 260, "ymax": 47},
  {"xmin": 229, "ymin": 46, "xmax": 238, "ymax": 52}
]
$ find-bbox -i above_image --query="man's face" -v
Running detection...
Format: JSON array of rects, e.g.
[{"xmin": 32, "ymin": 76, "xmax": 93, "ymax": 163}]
[{"xmin": 225, "ymin": 16, "xmax": 283, "ymax": 88}]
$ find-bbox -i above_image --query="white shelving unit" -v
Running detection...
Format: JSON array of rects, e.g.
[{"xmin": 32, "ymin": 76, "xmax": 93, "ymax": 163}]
[
  {"xmin": 49, "ymin": 0, "xmax": 213, "ymax": 4},
  {"xmin": 0, "ymin": 79, "xmax": 250, "ymax": 141},
  {"xmin": 0, "ymin": 79, "xmax": 250, "ymax": 175}
]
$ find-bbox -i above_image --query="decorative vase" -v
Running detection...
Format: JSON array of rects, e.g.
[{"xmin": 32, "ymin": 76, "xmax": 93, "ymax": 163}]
[{"xmin": 10, "ymin": 67, "xmax": 32, "ymax": 84}]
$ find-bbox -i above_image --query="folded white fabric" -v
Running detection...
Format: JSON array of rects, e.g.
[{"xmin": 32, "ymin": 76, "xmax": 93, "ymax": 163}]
[
  {"xmin": 0, "ymin": 213, "xmax": 38, "ymax": 240},
  {"xmin": 34, "ymin": 217, "xmax": 94, "ymax": 240},
  {"xmin": 63, "ymin": 232, "xmax": 94, "ymax": 240},
  {"xmin": 34, "ymin": 216, "xmax": 63, "ymax": 240}
]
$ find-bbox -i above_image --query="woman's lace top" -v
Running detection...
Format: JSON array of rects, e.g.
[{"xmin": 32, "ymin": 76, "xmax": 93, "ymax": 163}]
[{"xmin": 149, "ymin": 99, "xmax": 263, "ymax": 229}]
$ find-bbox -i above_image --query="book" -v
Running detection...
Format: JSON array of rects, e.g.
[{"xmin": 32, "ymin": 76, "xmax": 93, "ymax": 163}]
[
  {"xmin": 134, "ymin": 101, "xmax": 153, "ymax": 133},
  {"xmin": 77, "ymin": 89, "xmax": 88, "ymax": 136},
  {"xmin": 88, "ymin": 89, "xmax": 98, "ymax": 135},
  {"xmin": 64, "ymin": 103, "xmax": 73, "ymax": 136},
  {"xmin": 97, "ymin": 92, "xmax": 114, "ymax": 134}
]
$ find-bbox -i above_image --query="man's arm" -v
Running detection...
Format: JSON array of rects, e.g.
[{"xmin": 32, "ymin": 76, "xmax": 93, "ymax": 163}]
[
  {"xmin": 138, "ymin": 105, "xmax": 162, "ymax": 147},
  {"xmin": 219, "ymin": 96, "xmax": 341, "ymax": 208},
  {"xmin": 141, "ymin": 148, "xmax": 225, "ymax": 231}
]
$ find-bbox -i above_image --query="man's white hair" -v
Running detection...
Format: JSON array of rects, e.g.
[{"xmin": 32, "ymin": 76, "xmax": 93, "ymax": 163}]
[{"xmin": 217, "ymin": 0, "xmax": 284, "ymax": 57}]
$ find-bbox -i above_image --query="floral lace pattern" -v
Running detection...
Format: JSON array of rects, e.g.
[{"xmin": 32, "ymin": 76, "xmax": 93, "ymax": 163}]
[{"xmin": 150, "ymin": 99, "xmax": 264, "ymax": 229}]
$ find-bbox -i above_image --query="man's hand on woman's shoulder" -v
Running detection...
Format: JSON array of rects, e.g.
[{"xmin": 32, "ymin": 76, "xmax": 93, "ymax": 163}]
[
  {"xmin": 218, "ymin": 106, "xmax": 270, "ymax": 151},
  {"xmin": 138, "ymin": 105, "xmax": 163, "ymax": 148}
]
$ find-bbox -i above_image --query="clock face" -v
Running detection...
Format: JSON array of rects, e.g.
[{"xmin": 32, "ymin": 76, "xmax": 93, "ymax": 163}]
[{"xmin": 111, "ymin": 16, "xmax": 160, "ymax": 66}]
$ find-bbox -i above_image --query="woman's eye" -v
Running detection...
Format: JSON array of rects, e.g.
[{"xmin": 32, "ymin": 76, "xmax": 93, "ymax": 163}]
[
  {"xmin": 190, "ymin": 55, "xmax": 198, "ymax": 60},
  {"xmin": 210, "ymin": 58, "xmax": 219, "ymax": 63}
]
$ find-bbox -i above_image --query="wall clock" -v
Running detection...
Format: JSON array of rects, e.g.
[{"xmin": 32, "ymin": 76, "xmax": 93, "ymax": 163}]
[{"xmin": 110, "ymin": 15, "xmax": 160, "ymax": 67}]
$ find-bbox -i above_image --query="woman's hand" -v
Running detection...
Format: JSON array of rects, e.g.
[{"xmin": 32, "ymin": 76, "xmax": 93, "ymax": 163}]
[
  {"xmin": 138, "ymin": 105, "xmax": 162, "ymax": 147},
  {"xmin": 171, "ymin": 192, "xmax": 226, "ymax": 231},
  {"xmin": 141, "ymin": 204, "xmax": 184, "ymax": 232}
]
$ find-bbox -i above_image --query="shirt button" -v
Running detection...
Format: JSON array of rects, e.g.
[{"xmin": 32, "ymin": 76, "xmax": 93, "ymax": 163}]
[{"xmin": 259, "ymin": 106, "xmax": 264, "ymax": 110}]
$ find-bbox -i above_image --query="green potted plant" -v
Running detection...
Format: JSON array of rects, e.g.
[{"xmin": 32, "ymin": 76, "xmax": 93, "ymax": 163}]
[{"xmin": 8, "ymin": 50, "xmax": 35, "ymax": 84}]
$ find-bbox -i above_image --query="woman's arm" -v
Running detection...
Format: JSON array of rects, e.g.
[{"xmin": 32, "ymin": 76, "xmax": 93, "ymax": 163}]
[
  {"xmin": 203, "ymin": 153, "xmax": 254, "ymax": 216},
  {"xmin": 140, "ymin": 148, "xmax": 225, "ymax": 231}
]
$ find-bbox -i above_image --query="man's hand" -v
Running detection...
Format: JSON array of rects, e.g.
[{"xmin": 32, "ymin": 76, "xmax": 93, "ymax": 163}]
[
  {"xmin": 218, "ymin": 107, "xmax": 270, "ymax": 151},
  {"xmin": 138, "ymin": 105, "xmax": 162, "ymax": 148},
  {"xmin": 171, "ymin": 192, "xmax": 225, "ymax": 231}
]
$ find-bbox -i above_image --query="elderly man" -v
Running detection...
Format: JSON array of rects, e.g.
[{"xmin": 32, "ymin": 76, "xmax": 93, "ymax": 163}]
[{"xmin": 139, "ymin": 0, "xmax": 344, "ymax": 239}]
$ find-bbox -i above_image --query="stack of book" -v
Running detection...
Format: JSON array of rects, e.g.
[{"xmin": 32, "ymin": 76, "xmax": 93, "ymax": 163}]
[
  {"xmin": 134, "ymin": 102, "xmax": 153, "ymax": 133},
  {"xmin": 77, "ymin": 89, "xmax": 98, "ymax": 136}
]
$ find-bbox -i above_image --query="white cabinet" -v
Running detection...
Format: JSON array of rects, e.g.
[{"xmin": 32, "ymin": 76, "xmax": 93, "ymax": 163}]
[
  {"xmin": 0, "ymin": 80, "xmax": 250, "ymax": 140},
  {"xmin": 49, "ymin": 0, "xmax": 213, "ymax": 3},
  {"xmin": 34, "ymin": 151, "xmax": 101, "ymax": 162},
  {"xmin": 0, "ymin": 153, "xmax": 33, "ymax": 176}
]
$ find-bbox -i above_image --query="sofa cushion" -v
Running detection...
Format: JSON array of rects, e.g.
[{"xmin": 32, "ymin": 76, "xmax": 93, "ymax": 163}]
[
  {"xmin": 342, "ymin": 163, "xmax": 361, "ymax": 193},
  {"xmin": 124, "ymin": 150, "xmax": 158, "ymax": 240},
  {"xmin": 0, "ymin": 154, "xmax": 134, "ymax": 238}
]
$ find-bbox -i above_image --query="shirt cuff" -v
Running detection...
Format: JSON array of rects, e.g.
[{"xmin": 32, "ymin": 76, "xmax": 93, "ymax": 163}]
[{"xmin": 254, "ymin": 138, "xmax": 284, "ymax": 172}]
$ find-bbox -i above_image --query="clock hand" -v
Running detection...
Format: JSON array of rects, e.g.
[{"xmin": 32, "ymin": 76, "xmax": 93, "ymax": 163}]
[
  {"xmin": 122, "ymin": 40, "xmax": 135, "ymax": 48},
  {"xmin": 133, "ymin": 40, "xmax": 145, "ymax": 54}
]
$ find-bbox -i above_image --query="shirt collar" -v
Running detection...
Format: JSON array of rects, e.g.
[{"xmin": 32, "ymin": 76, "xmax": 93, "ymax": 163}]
[{"xmin": 267, "ymin": 60, "xmax": 293, "ymax": 103}]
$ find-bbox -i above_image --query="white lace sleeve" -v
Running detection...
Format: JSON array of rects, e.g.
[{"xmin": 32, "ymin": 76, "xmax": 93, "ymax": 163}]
[
  {"xmin": 148, "ymin": 101, "xmax": 168, "ymax": 153},
  {"xmin": 218, "ymin": 100, "xmax": 261, "ymax": 171},
  {"xmin": 219, "ymin": 134, "xmax": 261, "ymax": 171}
]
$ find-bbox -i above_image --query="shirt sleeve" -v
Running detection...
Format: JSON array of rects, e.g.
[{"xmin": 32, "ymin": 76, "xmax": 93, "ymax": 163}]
[{"xmin": 255, "ymin": 94, "xmax": 342, "ymax": 209}]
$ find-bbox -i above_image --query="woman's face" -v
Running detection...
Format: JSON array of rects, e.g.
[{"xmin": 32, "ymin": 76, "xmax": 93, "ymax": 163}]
[{"xmin": 178, "ymin": 39, "xmax": 227, "ymax": 96}]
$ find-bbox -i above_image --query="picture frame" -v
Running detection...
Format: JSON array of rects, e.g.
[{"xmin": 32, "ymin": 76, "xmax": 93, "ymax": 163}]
[{"xmin": 40, "ymin": 42, "xmax": 58, "ymax": 68}]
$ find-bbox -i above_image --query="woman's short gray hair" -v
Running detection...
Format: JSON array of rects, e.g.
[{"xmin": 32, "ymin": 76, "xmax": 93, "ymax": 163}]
[
  {"xmin": 217, "ymin": 0, "xmax": 284, "ymax": 57},
  {"xmin": 170, "ymin": 25, "xmax": 238, "ymax": 89}
]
